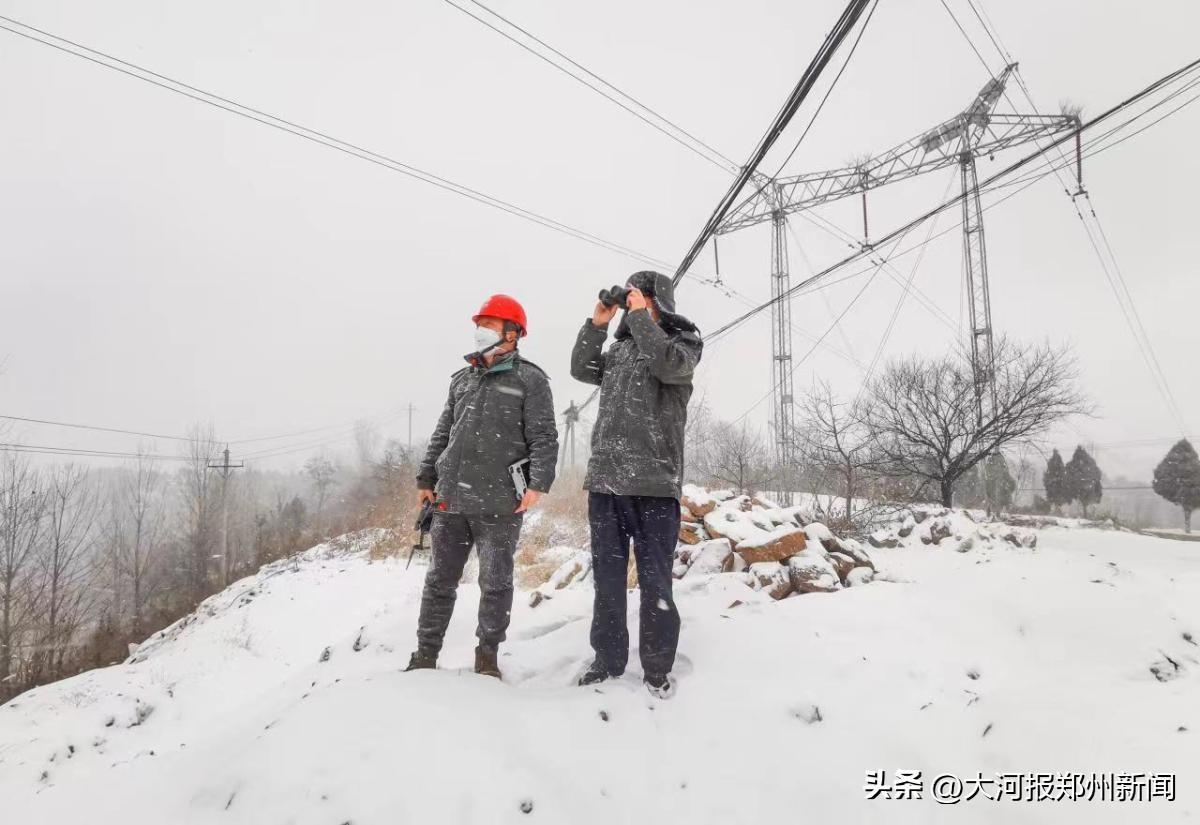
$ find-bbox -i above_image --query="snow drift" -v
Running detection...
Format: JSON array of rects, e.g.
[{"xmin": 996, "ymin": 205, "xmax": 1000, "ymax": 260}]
[{"xmin": 2, "ymin": 507, "xmax": 1198, "ymax": 824}]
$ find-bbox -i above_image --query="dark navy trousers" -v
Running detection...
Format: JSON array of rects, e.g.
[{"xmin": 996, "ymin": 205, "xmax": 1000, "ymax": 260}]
[{"xmin": 587, "ymin": 492, "xmax": 681, "ymax": 678}]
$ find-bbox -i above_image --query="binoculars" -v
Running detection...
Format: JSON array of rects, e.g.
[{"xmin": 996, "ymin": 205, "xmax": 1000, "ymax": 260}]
[{"xmin": 598, "ymin": 285, "xmax": 632, "ymax": 309}]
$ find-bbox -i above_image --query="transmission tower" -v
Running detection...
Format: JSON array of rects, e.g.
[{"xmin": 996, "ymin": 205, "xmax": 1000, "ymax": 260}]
[
  {"xmin": 715, "ymin": 64, "xmax": 1079, "ymax": 466},
  {"xmin": 767, "ymin": 188, "xmax": 797, "ymax": 500},
  {"xmin": 559, "ymin": 389, "xmax": 599, "ymax": 473},
  {"xmin": 560, "ymin": 401, "xmax": 581, "ymax": 472}
]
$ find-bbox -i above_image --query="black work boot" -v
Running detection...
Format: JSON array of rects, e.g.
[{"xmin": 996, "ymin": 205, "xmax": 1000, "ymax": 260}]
[
  {"xmin": 404, "ymin": 648, "xmax": 438, "ymax": 671},
  {"xmin": 474, "ymin": 645, "xmax": 501, "ymax": 679},
  {"xmin": 578, "ymin": 660, "xmax": 619, "ymax": 686},
  {"xmin": 644, "ymin": 673, "xmax": 676, "ymax": 700}
]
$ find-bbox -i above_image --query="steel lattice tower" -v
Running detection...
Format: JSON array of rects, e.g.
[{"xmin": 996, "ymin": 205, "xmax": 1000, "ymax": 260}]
[
  {"xmin": 769, "ymin": 199, "xmax": 797, "ymax": 502},
  {"xmin": 714, "ymin": 64, "xmax": 1079, "ymax": 488}
]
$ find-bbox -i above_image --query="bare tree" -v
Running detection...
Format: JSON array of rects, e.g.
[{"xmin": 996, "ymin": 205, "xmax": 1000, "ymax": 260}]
[
  {"xmin": 700, "ymin": 421, "xmax": 774, "ymax": 495},
  {"xmin": 0, "ymin": 455, "xmax": 46, "ymax": 698},
  {"xmin": 865, "ymin": 339, "xmax": 1088, "ymax": 507},
  {"xmin": 796, "ymin": 381, "xmax": 885, "ymax": 522},
  {"xmin": 179, "ymin": 426, "xmax": 220, "ymax": 606},
  {"xmin": 354, "ymin": 419, "xmax": 381, "ymax": 468},
  {"xmin": 96, "ymin": 503, "xmax": 126, "ymax": 633},
  {"xmin": 683, "ymin": 393, "xmax": 714, "ymax": 485},
  {"xmin": 31, "ymin": 464, "xmax": 98, "ymax": 681},
  {"xmin": 304, "ymin": 455, "xmax": 338, "ymax": 537},
  {"xmin": 1010, "ymin": 446, "xmax": 1042, "ymax": 510},
  {"xmin": 117, "ymin": 453, "xmax": 165, "ymax": 636}
]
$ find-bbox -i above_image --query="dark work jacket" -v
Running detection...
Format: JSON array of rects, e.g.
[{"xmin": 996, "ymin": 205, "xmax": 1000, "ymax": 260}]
[
  {"xmin": 417, "ymin": 351, "xmax": 558, "ymax": 514},
  {"xmin": 570, "ymin": 309, "xmax": 702, "ymax": 499}
]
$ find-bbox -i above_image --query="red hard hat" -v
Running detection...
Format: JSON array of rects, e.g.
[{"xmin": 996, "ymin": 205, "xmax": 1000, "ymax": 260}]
[{"xmin": 472, "ymin": 294, "xmax": 528, "ymax": 336}]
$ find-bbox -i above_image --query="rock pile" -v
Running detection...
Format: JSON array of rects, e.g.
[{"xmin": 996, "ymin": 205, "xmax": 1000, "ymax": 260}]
[
  {"xmin": 528, "ymin": 488, "xmax": 1042, "ymax": 607},
  {"xmin": 867, "ymin": 506, "xmax": 1040, "ymax": 552},
  {"xmin": 673, "ymin": 486, "xmax": 875, "ymax": 600}
]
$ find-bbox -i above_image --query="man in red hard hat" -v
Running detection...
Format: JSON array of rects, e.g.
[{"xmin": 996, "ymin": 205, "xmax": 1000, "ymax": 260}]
[{"xmin": 406, "ymin": 294, "xmax": 559, "ymax": 679}]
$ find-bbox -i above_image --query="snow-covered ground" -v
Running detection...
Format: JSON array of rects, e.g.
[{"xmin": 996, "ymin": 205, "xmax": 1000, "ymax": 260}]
[{"xmin": 1, "ymin": 521, "xmax": 1197, "ymax": 824}]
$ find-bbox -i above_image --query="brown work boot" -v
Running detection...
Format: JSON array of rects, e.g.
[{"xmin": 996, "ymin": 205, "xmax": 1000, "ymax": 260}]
[
  {"xmin": 404, "ymin": 648, "xmax": 438, "ymax": 671},
  {"xmin": 474, "ymin": 645, "xmax": 501, "ymax": 679}
]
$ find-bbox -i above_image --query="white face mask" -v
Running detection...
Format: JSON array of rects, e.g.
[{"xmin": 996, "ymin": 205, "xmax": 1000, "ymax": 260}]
[{"xmin": 474, "ymin": 325, "xmax": 502, "ymax": 353}]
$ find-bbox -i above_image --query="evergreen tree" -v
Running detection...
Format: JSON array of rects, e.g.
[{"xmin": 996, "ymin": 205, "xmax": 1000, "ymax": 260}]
[
  {"xmin": 1043, "ymin": 449, "xmax": 1068, "ymax": 513},
  {"xmin": 1152, "ymin": 439, "xmax": 1200, "ymax": 533},
  {"xmin": 983, "ymin": 453, "xmax": 1016, "ymax": 517},
  {"xmin": 1065, "ymin": 445, "xmax": 1103, "ymax": 518}
]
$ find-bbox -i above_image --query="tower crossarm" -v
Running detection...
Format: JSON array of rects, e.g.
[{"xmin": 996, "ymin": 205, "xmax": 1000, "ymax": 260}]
[{"xmin": 715, "ymin": 66, "xmax": 1078, "ymax": 235}]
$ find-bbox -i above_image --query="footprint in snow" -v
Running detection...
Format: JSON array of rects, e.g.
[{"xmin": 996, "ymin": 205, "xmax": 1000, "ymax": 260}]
[
  {"xmin": 791, "ymin": 704, "xmax": 823, "ymax": 724},
  {"xmin": 1150, "ymin": 653, "xmax": 1183, "ymax": 682},
  {"xmin": 509, "ymin": 614, "xmax": 586, "ymax": 641}
]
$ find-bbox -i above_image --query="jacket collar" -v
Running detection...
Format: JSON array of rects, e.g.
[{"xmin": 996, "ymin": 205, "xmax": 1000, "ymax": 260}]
[{"xmin": 464, "ymin": 349, "xmax": 518, "ymax": 373}]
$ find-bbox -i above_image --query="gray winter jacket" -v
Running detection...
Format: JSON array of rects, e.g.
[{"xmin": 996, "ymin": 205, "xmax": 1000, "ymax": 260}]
[
  {"xmin": 417, "ymin": 352, "xmax": 558, "ymax": 514},
  {"xmin": 570, "ymin": 282, "xmax": 702, "ymax": 499}
]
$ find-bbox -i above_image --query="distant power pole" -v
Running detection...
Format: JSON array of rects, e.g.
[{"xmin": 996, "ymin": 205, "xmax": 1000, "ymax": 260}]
[
  {"xmin": 406, "ymin": 403, "xmax": 416, "ymax": 453},
  {"xmin": 560, "ymin": 401, "xmax": 581, "ymax": 472},
  {"xmin": 208, "ymin": 445, "xmax": 244, "ymax": 586}
]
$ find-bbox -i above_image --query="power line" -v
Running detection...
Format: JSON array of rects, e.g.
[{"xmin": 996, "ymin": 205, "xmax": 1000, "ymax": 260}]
[
  {"xmin": 0, "ymin": 413, "xmax": 188, "ymax": 442},
  {"xmin": 440, "ymin": 0, "xmax": 737, "ymax": 173},
  {"xmin": 961, "ymin": 0, "xmax": 1010, "ymax": 65},
  {"xmin": 241, "ymin": 409, "xmax": 409, "ymax": 461},
  {"xmin": 769, "ymin": 0, "xmax": 881, "ymax": 177},
  {"xmin": 1074, "ymin": 195, "xmax": 1189, "ymax": 434},
  {"xmin": 0, "ymin": 12, "xmax": 766, "ymax": 320},
  {"xmin": 0, "ymin": 442, "xmax": 188, "ymax": 462},
  {"xmin": 0, "ymin": 15, "xmax": 697, "ymax": 274},
  {"xmin": 937, "ymin": 0, "xmax": 994, "ymax": 76},
  {"xmin": 435, "ymin": 0, "xmax": 881, "ymax": 373},
  {"xmin": 228, "ymin": 411, "xmax": 398, "ymax": 445},
  {"xmin": 952, "ymin": 1, "xmax": 1194, "ymax": 436},
  {"xmin": 0, "ymin": 407, "xmax": 406, "ymax": 450},
  {"xmin": 855, "ymin": 171, "xmax": 960, "ymax": 396},
  {"xmin": 790, "ymin": 207, "xmax": 963, "ymax": 341},
  {"xmin": 704, "ymin": 57, "xmax": 1200, "ymax": 344},
  {"xmin": 727, "ymin": 225, "xmax": 918, "ymax": 424},
  {"xmin": 975, "ymin": 71, "xmax": 1200, "ymax": 192},
  {"xmin": 706, "ymin": 161, "xmax": 1046, "ymax": 345},
  {"xmin": 672, "ymin": 0, "xmax": 876, "ymax": 284},
  {"xmin": 446, "ymin": 0, "xmax": 906, "ymax": 381}
]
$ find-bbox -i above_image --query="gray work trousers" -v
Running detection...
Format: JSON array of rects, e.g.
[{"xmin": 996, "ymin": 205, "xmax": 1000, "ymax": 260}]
[{"xmin": 415, "ymin": 512, "xmax": 523, "ymax": 654}]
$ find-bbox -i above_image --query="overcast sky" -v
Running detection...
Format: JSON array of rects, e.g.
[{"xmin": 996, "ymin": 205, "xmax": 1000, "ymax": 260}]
[{"xmin": 2, "ymin": 0, "xmax": 1198, "ymax": 478}]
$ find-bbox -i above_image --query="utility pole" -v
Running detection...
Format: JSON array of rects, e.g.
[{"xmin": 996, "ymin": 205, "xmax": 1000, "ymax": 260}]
[
  {"xmin": 406, "ymin": 403, "xmax": 416, "ymax": 453},
  {"xmin": 208, "ymin": 445, "xmax": 244, "ymax": 586}
]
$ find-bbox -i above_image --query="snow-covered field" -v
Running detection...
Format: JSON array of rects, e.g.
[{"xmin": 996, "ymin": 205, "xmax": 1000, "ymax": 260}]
[{"xmin": 1, "ymin": 520, "xmax": 1197, "ymax": 824}]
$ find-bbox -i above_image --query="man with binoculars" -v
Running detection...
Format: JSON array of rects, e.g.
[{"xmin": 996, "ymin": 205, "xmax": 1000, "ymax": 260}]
[{"xmin": 570, "ymin": 270, "xmax": 703, "ymax": 698}]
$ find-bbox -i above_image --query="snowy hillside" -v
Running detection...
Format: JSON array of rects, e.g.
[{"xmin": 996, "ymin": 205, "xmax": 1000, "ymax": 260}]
[{"xmin": 2, "ymin": 508, "xmax": 1198, "ymax": 824}]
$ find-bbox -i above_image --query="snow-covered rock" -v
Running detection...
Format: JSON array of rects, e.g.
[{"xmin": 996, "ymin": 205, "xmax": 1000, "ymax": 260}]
[
  {"xmin": 826, "ymin": 551, "xmax": 858, "ymax": 582},
  {"xmin": 748, "ymin": 561, "xmax": 793, "ymax": 599},
  {"xmin": 685, "ymin": 538, "xmax": 734, "ymax": 577},
  {"xmin": 787, "ymin": 550, "xmax": 842, "ymax": 593},
  {"xmin": 845, "ymin": 567, "xmax": 875, "ymax": 587},
  {"xmin": 734, "ymin": 525, "xmax": 807, "ymax": 564},
  {"xmin": 803, "ymin": 522, "xmax": 844, "ymax": 555},
  {"xmin": 678, "ymin": 520, "xmax": 704, "ymax": 545},
  {"xmin": 529, "ymin": 551, "xmax": 591, "ymax": 607}
]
